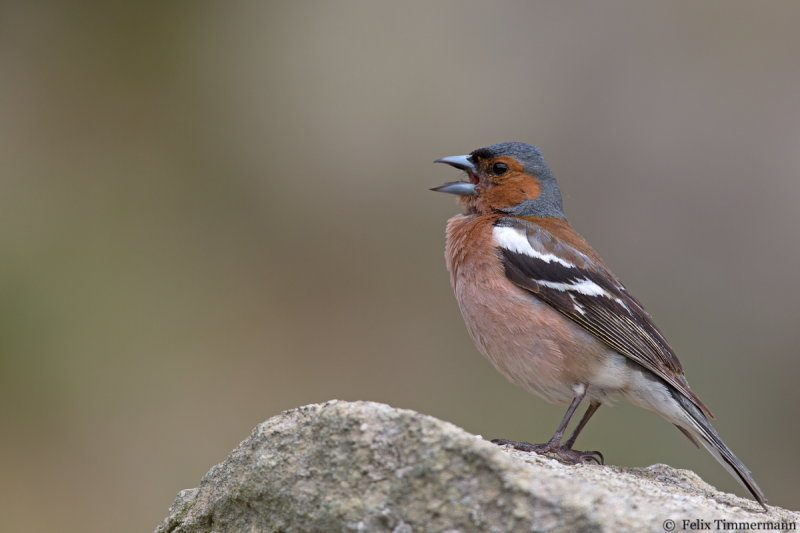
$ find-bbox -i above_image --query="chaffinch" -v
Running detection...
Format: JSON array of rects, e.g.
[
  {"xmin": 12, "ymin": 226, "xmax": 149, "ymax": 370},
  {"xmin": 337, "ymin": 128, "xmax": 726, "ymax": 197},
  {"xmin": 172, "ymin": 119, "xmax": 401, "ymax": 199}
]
[{"xmin": 432, "ymin": 142, "xmax": 767, "ymax": 510}]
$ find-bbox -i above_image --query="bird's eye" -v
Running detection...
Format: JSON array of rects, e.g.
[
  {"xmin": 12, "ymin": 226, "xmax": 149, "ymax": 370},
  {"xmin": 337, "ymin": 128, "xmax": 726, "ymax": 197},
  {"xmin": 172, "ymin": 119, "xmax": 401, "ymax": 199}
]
[{"xmin": 492, "ymin": 162, "xmax": 509, "ymax": 175}]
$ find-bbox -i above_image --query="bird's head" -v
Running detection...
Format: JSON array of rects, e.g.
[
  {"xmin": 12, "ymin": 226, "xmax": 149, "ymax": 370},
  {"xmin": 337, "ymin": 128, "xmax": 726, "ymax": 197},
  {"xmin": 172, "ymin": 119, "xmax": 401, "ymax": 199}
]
[{"xmin": 432, "ymin": 142, "xmax": 564, "ymax": 218}]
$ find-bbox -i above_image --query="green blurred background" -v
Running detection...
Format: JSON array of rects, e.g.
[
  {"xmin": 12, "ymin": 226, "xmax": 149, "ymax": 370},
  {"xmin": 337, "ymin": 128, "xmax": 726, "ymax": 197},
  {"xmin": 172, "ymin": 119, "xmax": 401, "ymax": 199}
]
[{"xmin": 2, "ymin": 2, "xmax": 799, "ymax": 531}]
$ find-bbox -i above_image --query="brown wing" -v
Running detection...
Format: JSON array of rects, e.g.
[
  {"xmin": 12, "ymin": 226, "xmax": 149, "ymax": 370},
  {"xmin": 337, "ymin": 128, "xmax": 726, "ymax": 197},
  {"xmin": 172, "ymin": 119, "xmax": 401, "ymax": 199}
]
[{"xmin": 495, "ymin": 216, "xmax": 712, "ymax": 418}]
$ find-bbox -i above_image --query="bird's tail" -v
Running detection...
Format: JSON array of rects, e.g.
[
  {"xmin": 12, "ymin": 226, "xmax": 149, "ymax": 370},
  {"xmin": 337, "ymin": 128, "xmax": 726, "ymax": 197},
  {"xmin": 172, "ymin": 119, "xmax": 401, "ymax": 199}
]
[{"xmin": 670, "ymin": 388, "xmax": 767, "ymax": 511}]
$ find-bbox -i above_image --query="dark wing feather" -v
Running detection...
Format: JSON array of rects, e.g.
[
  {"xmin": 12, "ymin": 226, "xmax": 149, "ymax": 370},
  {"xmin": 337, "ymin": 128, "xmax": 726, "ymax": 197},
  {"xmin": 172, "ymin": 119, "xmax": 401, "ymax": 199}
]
[{"xmin": 497, "ymin": 217, "xmax": 712, "ymax": 418}]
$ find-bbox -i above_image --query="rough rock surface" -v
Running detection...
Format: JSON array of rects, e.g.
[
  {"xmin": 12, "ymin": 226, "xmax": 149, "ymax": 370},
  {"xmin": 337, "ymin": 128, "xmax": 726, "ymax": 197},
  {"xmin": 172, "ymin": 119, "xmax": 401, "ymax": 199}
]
[{"xmin": 156, "ymin": 400, "xmax": 797, "ymax": 533}]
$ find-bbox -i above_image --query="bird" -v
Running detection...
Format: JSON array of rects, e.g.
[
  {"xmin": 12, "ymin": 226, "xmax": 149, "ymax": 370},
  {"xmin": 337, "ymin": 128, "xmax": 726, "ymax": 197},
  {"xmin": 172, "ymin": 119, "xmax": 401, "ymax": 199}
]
[{"xmin": 431, "ymin": 142, "xmax": 767, "ymax": 511}]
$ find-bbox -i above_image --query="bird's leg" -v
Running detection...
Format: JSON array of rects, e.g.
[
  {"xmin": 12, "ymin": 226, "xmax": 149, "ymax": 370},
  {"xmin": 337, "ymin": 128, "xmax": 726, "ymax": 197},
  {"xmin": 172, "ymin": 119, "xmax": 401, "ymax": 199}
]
[
  {"xmin": 563, "ymin": 401, "xmax": 601, "ymax": 449},
  {"xmin": 492, "ymin": 390, "xmax": 604, "ymax": 465},
  {"xmin": 491, "ymin": 393, "xmax": 583, "ymax": 456},
  {"xmin": 561, "ymin": 401, "xmax": 603, "ymax": 464}
]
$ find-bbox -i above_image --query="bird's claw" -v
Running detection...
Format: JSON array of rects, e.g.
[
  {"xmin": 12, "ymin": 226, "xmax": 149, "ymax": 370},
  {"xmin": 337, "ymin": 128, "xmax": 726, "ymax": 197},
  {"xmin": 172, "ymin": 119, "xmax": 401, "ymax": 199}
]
[
  {"xmin": 579, "ymin": 450, "xmax": 604, "ymax": 465},
  {"xmin": 491, "ymin": 439, "xmax": 604, "ymax": 465}
]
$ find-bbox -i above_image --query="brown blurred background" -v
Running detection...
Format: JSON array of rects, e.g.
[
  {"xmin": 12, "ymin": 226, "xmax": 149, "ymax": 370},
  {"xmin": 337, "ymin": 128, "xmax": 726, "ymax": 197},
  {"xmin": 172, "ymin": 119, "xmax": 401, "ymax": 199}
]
[{"xmin": 1, "ymin": 2, "xmax": 799, "ymax": 531}]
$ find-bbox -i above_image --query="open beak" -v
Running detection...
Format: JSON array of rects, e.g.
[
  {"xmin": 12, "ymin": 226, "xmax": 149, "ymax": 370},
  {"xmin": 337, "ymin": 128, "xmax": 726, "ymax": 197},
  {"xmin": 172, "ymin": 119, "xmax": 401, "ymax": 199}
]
[{"xmin": 431, "ymin": 154, "xmax": 478, "ymax": 195}]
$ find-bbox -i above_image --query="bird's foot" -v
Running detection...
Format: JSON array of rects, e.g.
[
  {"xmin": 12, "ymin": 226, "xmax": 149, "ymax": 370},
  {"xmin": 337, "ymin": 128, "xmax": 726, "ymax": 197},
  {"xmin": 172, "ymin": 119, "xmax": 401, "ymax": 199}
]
[{"xmin": 490, "ymin": 439, "xmax": 604, "ymax": 465}]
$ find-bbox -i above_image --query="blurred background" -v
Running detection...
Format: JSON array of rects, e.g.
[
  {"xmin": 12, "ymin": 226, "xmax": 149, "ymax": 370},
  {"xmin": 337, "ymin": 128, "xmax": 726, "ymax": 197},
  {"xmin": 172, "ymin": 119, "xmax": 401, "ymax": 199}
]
[{"xmin": 1, "ymin": 2, "xmax": 799, "ymax": 531}]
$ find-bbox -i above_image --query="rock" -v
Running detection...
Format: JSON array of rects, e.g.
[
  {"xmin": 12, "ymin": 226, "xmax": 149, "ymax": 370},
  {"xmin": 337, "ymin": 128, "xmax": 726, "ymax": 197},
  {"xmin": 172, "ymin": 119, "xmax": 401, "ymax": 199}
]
[{"xmin": 156, "ymin": 400, "xmax": 797, "ymax": 533}]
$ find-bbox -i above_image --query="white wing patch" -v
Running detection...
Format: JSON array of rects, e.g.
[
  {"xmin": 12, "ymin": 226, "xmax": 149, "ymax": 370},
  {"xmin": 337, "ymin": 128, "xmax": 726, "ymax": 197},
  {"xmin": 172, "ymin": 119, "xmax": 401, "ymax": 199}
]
[
  {"xmin": 569, "ymin": 294, "xmax": 587, "ymax": 315},
  {"xmin": 614, "ymin": 298, "xmax": 631, "ymax": 312},
  {"xmin": 494, "ymin": 224, "xmax": 618, "ymax": 300},
  {"xmin": 535, "ymin": 277, "xmax": 609, "ymax": 297},
  {"xmin": 493, "ymin": 226, "xmax": 575, "ymax": 268}
]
